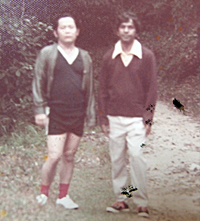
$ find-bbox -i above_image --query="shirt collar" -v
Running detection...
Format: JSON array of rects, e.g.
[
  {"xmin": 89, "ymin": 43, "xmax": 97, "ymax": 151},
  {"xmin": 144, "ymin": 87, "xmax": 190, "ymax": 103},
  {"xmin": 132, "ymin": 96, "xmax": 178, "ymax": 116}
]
[{"xmin": 112, "ymin": 39, "xmax": 142, "ymax": 59}]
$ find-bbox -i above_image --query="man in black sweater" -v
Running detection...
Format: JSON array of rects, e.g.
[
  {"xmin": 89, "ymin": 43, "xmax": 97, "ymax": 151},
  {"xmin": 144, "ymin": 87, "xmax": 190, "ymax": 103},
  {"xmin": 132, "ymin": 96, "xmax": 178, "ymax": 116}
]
[
  {"xmin": 98, "ymin": 11, "xmax": 157, "ymax": 218},
  {"xmin": 33, "ymin": 14, "xmax": 95, "ymax": 209}
]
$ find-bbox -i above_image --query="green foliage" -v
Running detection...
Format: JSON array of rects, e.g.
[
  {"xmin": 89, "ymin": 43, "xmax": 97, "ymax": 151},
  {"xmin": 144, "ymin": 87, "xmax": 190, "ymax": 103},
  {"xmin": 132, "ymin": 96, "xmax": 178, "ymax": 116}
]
[
  {"xmin": 0, "ymin": 0, "xmax": 200, "ymax": 135},
  {"xmin": 0, "ymin": 123, "xmax": 45, "ymax": 153},
  {"xmin": 137, "ymin": 0, "xmax": 200, "ymax": 82},
  {"xmin": 0, "ymin": 3, "xmax": 53, "ymax": 135}
]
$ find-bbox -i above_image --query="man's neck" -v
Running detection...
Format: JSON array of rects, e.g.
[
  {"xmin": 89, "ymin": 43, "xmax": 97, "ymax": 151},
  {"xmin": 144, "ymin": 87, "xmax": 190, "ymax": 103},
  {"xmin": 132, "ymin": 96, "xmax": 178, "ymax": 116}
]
[
  {"xmin": 121, "ymin": 40, "xmax": 135, "ymax": 54},
  {"xmin": 58, "ymin": 41, "xmax": 76, "ymax": 53}
]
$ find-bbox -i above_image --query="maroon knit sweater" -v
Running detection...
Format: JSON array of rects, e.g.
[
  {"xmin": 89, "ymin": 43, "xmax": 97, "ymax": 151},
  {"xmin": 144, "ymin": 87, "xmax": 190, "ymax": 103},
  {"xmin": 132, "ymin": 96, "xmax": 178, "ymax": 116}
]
[{"xmin": 98, "ymin": 45, "xmax": 157, "ymax": 126}]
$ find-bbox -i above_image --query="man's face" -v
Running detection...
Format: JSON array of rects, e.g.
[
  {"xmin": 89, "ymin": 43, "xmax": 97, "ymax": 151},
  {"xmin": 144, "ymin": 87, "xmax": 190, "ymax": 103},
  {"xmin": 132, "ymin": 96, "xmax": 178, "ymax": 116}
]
[
  {"xmin": 54, "ymin": 17, "xmax": 79, "ymax": 45},
  {"xmin": 117, "ymin": 19, "xmax": 136, "ymax": 43}
]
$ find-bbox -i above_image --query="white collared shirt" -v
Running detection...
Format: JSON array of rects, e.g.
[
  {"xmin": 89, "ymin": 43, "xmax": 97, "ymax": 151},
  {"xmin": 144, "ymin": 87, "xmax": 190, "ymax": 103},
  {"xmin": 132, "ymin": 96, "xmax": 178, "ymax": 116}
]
[
  {"xmin": 112, "ymin": 39, "xmax": 142, "ymax": 67},
  {"xmin": 57, "ymin": 45, "xmax": 79, "ymax": 65}
]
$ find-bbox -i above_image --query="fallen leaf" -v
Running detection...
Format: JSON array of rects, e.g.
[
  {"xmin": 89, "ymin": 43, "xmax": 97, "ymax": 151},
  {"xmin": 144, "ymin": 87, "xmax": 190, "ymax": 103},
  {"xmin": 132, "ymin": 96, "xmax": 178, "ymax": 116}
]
[
  {"xmin": 43, "ymin": 155, "xmax": 48, "ymax": 161},
  {"xmin": 1, "ymin": 210, "xmax": 7, "ymax": 217}
]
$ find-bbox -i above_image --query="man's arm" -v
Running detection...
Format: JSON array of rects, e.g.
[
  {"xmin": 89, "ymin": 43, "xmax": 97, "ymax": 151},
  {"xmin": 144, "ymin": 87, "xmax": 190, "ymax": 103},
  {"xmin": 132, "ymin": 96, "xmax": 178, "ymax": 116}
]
[
  {"xmin": 84, "ymin": 52, "xmax": 96, "ymax": 128},
  {"xmin": 98, "ymin": 53, "xmax": 110, "ymax": 133},
  {"xmin": 35, "ymin": 114, "xmax": 48, "ymax": 127},
  {"xmin": 32, "ymin": 49, "xmax": 48, "ymax": 126},
  {"xmin": 145, "ymin": 124, "xmax": 151, "ymax": 137},
  {"xmin": 143, "ymin": 51, "xmax": 157, "ymax": 134},
  {"xmin": 101, "ymin": 124, "xmax": 110, "ymax": 136}
]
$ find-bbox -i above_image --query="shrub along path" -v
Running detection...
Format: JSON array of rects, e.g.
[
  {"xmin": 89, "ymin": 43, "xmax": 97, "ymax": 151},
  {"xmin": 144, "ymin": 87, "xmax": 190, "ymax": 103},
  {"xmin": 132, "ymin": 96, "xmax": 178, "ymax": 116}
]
[{"xmin": 0, "ymin": 101, "xmax": 200, "ymax": 221}]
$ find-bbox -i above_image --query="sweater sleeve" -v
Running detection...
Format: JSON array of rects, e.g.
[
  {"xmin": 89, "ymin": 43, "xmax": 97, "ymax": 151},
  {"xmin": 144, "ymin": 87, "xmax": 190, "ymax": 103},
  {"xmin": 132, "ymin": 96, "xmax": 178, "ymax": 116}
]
[
  {"xmin": 143, "ymin": 52, "xmax": 157, "ymax": 126},
  {"xmin": 85, "ymin": 53, "xmax": 96, "ymax": 127},
  {"xmin": 98, "ymin": 52, "xmax": 111, "ymax": 126},
  {"xmin": 32, "ymin": 49, "xmax": 48, "ymax": 115}
]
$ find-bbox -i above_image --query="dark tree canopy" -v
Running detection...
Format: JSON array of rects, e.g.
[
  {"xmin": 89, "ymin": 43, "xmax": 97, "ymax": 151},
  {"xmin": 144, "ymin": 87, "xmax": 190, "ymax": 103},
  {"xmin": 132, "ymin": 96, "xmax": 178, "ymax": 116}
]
[{"xmin": 0, "ymin": 0, "xmax": 200, "ymax": 134}]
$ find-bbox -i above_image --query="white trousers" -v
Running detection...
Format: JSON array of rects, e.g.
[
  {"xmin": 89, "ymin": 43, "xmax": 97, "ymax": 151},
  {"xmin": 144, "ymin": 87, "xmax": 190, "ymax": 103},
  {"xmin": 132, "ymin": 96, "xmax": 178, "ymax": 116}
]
[{"xmin": 108, "ymin": 115, "xmax": 148, "ymax": 207}]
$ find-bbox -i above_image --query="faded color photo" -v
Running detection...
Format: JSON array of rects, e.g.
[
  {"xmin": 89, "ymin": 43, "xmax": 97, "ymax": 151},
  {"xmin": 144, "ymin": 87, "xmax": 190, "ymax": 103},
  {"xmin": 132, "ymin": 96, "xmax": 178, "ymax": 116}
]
[{"xmin": 0, "ymin": 1, "xmax": 200, "ymax": 221}]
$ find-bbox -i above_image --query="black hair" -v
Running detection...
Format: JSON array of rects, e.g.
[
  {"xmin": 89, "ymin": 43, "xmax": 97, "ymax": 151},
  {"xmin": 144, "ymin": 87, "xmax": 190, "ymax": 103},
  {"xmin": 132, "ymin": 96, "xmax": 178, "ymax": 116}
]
[
  {"xmin": 52, "ymin": 13, "xmax": 79, "ymax": 31},
  {"xmin": 115, "ymin": 11, "xmax": 140, "ymax": 34}
]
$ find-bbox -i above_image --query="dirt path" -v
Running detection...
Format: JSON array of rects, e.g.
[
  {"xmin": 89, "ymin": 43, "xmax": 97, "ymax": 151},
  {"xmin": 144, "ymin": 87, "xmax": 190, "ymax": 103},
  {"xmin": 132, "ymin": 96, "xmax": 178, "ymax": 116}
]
[
  {"xmin": 1, "ymin": 101, "xmax": 200, "ymax": 221},
  {"xmin": 72, "ymin": 100, "xmax": 200, "ymax": 221},
  {"xmin": 144, "ymin": 101, "xmax": 200, "ymax": 221}
]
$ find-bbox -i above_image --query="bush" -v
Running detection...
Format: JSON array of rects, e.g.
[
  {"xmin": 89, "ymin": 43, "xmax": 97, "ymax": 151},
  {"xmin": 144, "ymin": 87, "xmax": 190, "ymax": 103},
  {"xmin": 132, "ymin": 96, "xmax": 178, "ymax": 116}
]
[
  {"xmin": 0, "ymin": 3, "xmax": 53, "ymax": 135},
  {"xmin": 138, "ymin": 0, "xmax": 200, "ymax": 83},
  {"xmin": 0, "ymin": 0, "xmax": 200, "ymax": 134}
]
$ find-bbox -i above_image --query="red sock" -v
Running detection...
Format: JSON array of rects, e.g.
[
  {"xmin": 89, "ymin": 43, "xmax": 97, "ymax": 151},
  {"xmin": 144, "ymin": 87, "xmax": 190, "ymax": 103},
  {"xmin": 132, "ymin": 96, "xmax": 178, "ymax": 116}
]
[
  {"xmin": 59, "ymin": 183, "xmax": 69, "ymax": 199},
  {"xmin": 40, "ymin": 184, "xmax": 50, "ymax": 197}
]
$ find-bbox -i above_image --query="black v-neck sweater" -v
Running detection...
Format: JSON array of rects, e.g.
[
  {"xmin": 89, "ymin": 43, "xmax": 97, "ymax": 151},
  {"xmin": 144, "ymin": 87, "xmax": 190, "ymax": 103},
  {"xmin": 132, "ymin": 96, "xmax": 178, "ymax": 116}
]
[{"xmin": 49, "ymin": 51, "xmax": 85, "ymax": 114}]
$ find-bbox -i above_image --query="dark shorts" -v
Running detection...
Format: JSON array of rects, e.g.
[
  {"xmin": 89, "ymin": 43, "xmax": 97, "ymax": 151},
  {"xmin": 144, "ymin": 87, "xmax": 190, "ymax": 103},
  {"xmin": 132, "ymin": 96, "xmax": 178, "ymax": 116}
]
[{"xmin": 48, "ymin": 108, "xmax": 85, "ymax": 137}]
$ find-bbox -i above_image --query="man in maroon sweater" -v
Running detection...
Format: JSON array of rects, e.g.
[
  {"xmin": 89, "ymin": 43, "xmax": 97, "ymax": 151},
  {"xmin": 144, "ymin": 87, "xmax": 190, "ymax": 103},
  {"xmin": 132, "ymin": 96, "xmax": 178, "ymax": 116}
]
[{"xmin": 98, "ymin": 12, "xmax": 157, "ymax": 217}]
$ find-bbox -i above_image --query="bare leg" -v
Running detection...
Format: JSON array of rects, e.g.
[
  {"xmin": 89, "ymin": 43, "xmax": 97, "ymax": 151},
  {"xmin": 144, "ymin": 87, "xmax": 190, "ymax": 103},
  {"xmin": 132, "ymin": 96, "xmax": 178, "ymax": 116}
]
[
  {"xmin": 41, "ymin": 134, "xmax": 67, "ymax": 185},
  {"xmin": 59, "ymin": 133, "xmax": 81, "ymax": 184},
  {"xmin": 56, "ymin": 134, "xmax": 80, "ymax": 209}
]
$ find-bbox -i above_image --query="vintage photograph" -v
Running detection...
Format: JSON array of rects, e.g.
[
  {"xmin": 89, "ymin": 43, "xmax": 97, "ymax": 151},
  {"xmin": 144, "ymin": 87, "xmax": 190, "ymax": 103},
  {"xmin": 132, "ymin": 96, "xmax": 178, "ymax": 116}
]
[{"xmin": 0, "ymin": 0, "xmax": 200, "ymax": 220}]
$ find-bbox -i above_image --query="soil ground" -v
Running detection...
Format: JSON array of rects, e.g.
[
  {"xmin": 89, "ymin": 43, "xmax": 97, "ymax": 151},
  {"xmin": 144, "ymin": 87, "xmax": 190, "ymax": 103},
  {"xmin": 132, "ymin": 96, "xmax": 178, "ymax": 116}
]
[{"xmin": 0, "ymin": 100, "xmax": 200, "ymax": 221}]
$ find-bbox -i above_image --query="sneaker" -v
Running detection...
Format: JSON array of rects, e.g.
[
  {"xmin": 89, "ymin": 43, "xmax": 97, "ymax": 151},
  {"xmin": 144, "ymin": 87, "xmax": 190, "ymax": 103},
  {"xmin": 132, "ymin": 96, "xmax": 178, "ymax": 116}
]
[
  {"xmin": 56, "ymin": 195, "xmax": 79, "ymax": 209},
  {"xmin": 137, "ymin": 207, "xmax": 149, "ymax": 218},
  {"xmin": 36, "ymin": 194, "xmax": 48, "ymax": 206},
  {"xmin": 106, "ymin": 201, "xmax": 130, "ymax": 213}
]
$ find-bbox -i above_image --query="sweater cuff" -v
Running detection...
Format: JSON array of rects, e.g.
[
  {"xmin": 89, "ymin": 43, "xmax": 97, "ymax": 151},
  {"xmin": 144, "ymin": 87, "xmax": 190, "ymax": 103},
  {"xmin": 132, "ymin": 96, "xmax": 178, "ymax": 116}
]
[
  {"xmin": 143, "ymin": 112, "xmax": 154, "ymax": 126},
  {"xmin": 87, "ymin": 118, "xmax": 96, "ymax": 128},
  {"xmin": 34, "ymin": 106, "xmax": 46, "ymax": 116}
]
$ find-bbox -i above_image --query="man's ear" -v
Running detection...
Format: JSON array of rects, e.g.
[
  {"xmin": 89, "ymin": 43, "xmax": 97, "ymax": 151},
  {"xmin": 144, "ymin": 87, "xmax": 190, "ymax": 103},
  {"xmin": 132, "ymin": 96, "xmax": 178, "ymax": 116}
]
[
  {"xmin": 76, "ymin": 28, "xmax": 80, "ymax": 37},
  {"xmin": 115, "ymin": 29, "xmax": 119, "ymax": 37},
  {"xmin": 53, "ymin": 30, "xmax": 58, "ymax": 38}
]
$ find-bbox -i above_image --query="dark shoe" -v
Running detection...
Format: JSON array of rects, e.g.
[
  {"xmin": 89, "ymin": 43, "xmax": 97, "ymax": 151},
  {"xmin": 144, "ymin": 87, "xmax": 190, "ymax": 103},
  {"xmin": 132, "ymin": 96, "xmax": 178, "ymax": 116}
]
[
  {"xmin": 137, "ymin": 206, "xmax": 149, "ymax": 218},
  {"xmin": 106, "ymin": 201, "xmax": 130, "ymax": 213}
]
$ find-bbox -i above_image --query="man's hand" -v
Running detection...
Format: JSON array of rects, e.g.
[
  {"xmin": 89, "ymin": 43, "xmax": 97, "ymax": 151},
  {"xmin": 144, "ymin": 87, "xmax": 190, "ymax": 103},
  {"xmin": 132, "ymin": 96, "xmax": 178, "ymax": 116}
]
[
  {"xmin": 101, "ymin": 124, "xmax": 110, "ymax": 137},
  {"xmin": 35, "ymin": 114, "xmax": 48, "ymax": 127},
  {"xmin": 145, "ymin": 124, "xmax": 151, "ymax": 137},
  {"xmin": 87, "ymin": 126, "xmax": 95, "ymax": 131}
]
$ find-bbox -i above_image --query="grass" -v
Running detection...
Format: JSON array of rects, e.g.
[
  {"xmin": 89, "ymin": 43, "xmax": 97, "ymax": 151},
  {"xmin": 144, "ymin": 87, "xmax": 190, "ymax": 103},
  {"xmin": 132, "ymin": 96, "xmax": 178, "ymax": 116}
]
[
  {"xmin": 0, "ymin": 124, "xmax": 135, "ymax": 221},
  {"xmin": 0, "ymin": 69, "xmax": 200, "ymax": 220},
  {"xmin": 0, "ymin": 123, "xmax": 144, "ymax": 221},
  {"xmin": 0, "ymin": 119, "xmax": 200, "ymax": 220}
]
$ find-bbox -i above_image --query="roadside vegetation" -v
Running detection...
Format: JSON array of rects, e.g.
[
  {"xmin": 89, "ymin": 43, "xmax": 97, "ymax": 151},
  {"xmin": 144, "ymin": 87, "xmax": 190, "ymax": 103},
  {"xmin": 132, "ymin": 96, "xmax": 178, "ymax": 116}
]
[
  {"xmin": 0, "ymin": 1, "xmax": 200, "ymax": 219},
  {"xmin": 0, "ymin": 0, "xmax": 200, "ymax": 135}
]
